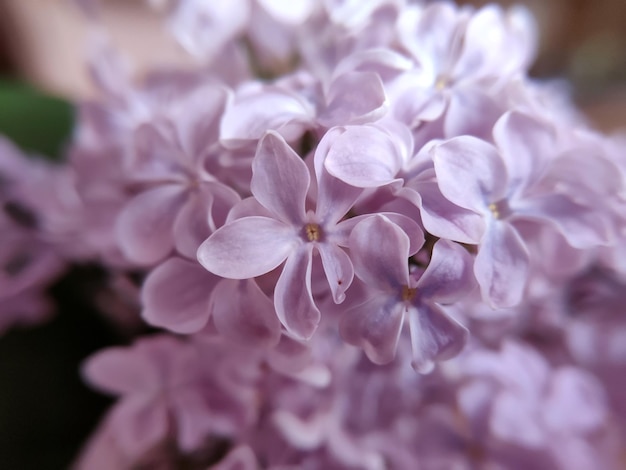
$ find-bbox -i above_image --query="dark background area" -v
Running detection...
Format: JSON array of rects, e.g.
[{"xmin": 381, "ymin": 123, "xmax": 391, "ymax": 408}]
[{"xmin": 0, "ymin": 1, "xmax": 624, "ymax": 469}]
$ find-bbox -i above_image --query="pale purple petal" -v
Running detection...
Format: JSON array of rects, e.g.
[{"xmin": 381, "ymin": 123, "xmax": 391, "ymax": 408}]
[
  {"xmin": 251, "ymin": 131, "xmax": 309, "ymax": 225},
  {"xmin": 324, "ymin": 125, "xmax": 404, "ymax": 188},
  {"xmin": 474, "ymin": 220, "xmax": 529, "ymax": 308},
  {"xmin": 220, "ymin": 87, "xmax": 314, "ymax": 147},
  {"xmin": 493, "ymin": 111, "xmax": 555, "ymax": 194},
  {"xmin": 407, "ymin": 303, "xmax": 468, "ymax": 373},
  {"xmin": 141, "ymin": 257, "xmax": 219, "ymax": 334},
  {"xmin": 402, "ymin": 179, "xmax": 485, "ymax": 244},
  {"xmin": 340, "ymin": 295, "xmax": 405, "ymax": 364},
  {"xmin": 82, "ymin": 348, "xmax": 159, "ymax": 395},
  {"xmin": 313, "ymin": 127, "xmax": 363, "ymax": 226},
  {"xmin": 542, "ymin": 367, "xmax": 607, "ymax": 434},
  {"xmin": 197, "ymin": 216, "xmax": 297, "ymax": 279},
  {"xmin": 415, "ymin": 239, "xmax": 475, "ymax": 303},
  {"xmin": 433, "ymin": 136, "xmax": 508, "ymax": 213},
  {"xmin": 274, "ymin": 245, "xmax": 320, "ymax": 339},
  {"xmin": 116, "ymin": 185, "xmax": 187, "ymax": 265},
  {"xmin": 109, "ymin": 396, "xmax": 169, "ymax": 458},
  {"xmin": 318, "ymin": 71, "xmax": 387, "ymax": 127},
  {"xmin": 513, "ymin": 194, "xmax": 609, "ymax": 248},
  {"xmin": 349, "ymin": 215, "xmax": 409, "ymax": 290},
  {"xmin": 443, "ymin": 88, "xmax": 503, "ymax": 141},
  {"xmin": 318, "ymin": 242, "xmax": 354, "ymax": 303},
  {"xmin": 489, "ymin": 392, "xmax": 544, "ymax": 448},
  {"xmin": 211, "ymin": 278, "xmax": 281, "ymax": 348}
]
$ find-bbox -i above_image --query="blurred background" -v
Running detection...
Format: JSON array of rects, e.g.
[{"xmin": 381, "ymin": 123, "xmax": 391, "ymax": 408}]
[{"xmin": 0, "ymin": 0, "xmax": 624, "ymax": 469}]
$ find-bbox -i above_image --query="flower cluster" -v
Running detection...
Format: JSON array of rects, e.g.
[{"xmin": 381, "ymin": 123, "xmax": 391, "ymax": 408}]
[{"xmin": 2, "ymin": 0, "xmax": 626, "ymax": 468}]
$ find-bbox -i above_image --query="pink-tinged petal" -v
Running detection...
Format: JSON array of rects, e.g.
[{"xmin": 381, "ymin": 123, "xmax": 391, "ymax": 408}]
[
  {"xmin": 433, "ymin": 136, "xmax": 508, "ymax": 213},
  {"xmin": 109, "ymin": 396, "xmax": 169, "ymax": 458},
  {"xmin": 324, "ymin": 125, "xmax": 404, "ymax": 188},
  {"xmin": 318, "ymin": 71, "xmax": 387, "ymax": 127},
  {"xmin": 129, "ymin": 123, "xmax": 182, "ymax": 183},
  {"xmin": 219, "ymin": 87, "xmax": 313, "ymax": 147},
  {"xmin": 116, "ymin": 185, "xmax": 187, "ymax": 265},
  {"xmin": 82, "ymin": 347, "xmax": 158, "ymax": 395},
  {"xmin": 513, "ymin": 194, "xmax": 610, "ymax": 249},
  {"xmin": 349, "ymin": 215, "xmax": 410, "ymax": 290},
  {"xmin": 415, "ymin": 239, "xmax": 475, "ymax": 303},
  {"xmin": 493, "ymin": 111, "xmax": 555, "ymax": 194},
  {"xmin": 542, "ymin": 367, "xmax": 607, "ymax": 434},
  {"xmin": 443, "ymin": 88, "xmax": 503, "ymax": 141},
  {"xmin": 490, "ymin": 393, "xmax": 544, "ymax": 448},
  {"xmin": 317, "ymin": 243, "xmax": 354, "ymax": 304},
  {"xmin": 333, "ymin": 48, "xmax": 413, "ymax": 81},
  {"xmin": 251, "ymin": 131, "xmax": 309, "ymax": 225},
  {"xmin": 142, "ymin": 257, "xmax": 219, "ymax": 334},
  {"xmin": 402, "ymin": 180, "xmax": 485, "ymax": 244},
  {"xmin": 334, "ymin": 212, "xmax": 424, "ymax": 255},
  {"xmin": 173, "ymin": 183, "xmax": 241, "ymax": 259},
  {"xmin": 172, "ymin": 85, "xmax": 227, "ymax": 160},
  {"xmin": 210, "ymin": 445, "xmax": 258, "ymax": 470},
  {"xmin": 274, "ymin": 245, "xmax": 320, "ymax": 339},
  {"xmin": 197, "ymin": 216, "xmax": 297, "ymax": 279},
  {"xmin": 408, "ymin": 303, "xmax": 468, "ymax": 373},
  {"xmin": 211, "ymin": 278, "xmax": 281, "ymax": 349},
  {"xmin": 226, "ymin": 197, "xmax": 274, "ymax": 223},
  {"xmin": 313, "ymin": 127, "xmax": 363, "ymax": 226},
  {"xmin": 340, "ymin": 295, "xmax": 405, "ymax": 364},
  {"xmin": 474, "ymin": 220, "xmax": 529, "ymax": 308},
  {"xmin": 257, "ymin": 0, "xmax": 315, "ymax": 23},
  {"xmin": 172, "ymin": 191, "xmax": 212, "ymax": 260}
]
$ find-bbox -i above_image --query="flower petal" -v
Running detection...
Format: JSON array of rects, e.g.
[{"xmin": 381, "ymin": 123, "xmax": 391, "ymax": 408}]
[
  {"xmin": 251, "ymin": 131, "xmax": 309, "ymax": 225},
  {"xmin": 116, "ymin": 185, "xmax": 187, "ymax": 266},
  {"xmin": 415, "ymin": 239, "xmax": 475, "ymax": 303},
  {"xmin": 340, "ymin": 295, "xmax": 405, "ymax": 364},
  {"xmin": 211, "ymin": 278, "xmax": 281, "ymax": 349},
  {"xmin": 349, "ymin": 214, "xmax": 410, "ymax": 290},
  {"xmin": 274, "ymin": 245, "xmax": 320, "ymax": 339},
  {"xmin": 323, "ymin": 125, "xmax": 404, "ymax": 188},
  {"xmin": 318, "ymin": 242, "xmax": 354, "ymax": 304},
  {"xmin": 142, "ymin": 257, "xmax": 219, "ymax": 334},
  {"xmin": 318, "ymin": 71, "xmax": 387, "ymax": 127},
  {"xmin": 408, "ymin": 302, "xmax": 468, "ymax": 373},
  {"xmin": 474, "ymin": 220, "xmax": 529, "ymax": 308},
  {"xmin": 433, "ymin": 136, "xmax": 507, "ymax": 213},
  {"xmin": 197, "ymin": 216, "xmax": 297, "ymax": 279}
]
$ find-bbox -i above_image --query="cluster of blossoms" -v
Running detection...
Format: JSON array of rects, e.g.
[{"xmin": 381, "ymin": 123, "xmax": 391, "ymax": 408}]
[{"xmin": 2, "ymin": 0, "xmax": 626, "ymax": 468}]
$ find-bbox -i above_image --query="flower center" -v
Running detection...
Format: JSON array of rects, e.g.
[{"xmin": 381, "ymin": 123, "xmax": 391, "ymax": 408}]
[
  {"xmin": 435, "ymin": 75, "xmax": 449, "ymax": 91},
  {"xmin": 488, "ymin": 203, "xmax": 500, "ymax": 219},
  {"xmin": 305, "ymin": 223, "xmax": 321, "ymax": 242},
  {"xmin": 402, "ymin": 285, "xmax": 417, "ymax": 302}
]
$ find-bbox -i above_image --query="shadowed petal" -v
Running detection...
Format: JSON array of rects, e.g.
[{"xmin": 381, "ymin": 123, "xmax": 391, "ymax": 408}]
[
  {"xmin": 251, "ymin": 131, "xmax": 309, "ymax": 225},
  {"xmin": 474, "ymin": 220, "xmax": 529, "ymax": 308},
  {"xmin": 116, "ymin": 185, "xmax": 187, "ymax": 265},
  {"xmin": 349, "ymin": 215, "xmax": 410, "ymax": 290},
  {"xmin": 142, "ymin": 257, "xmax": 219, "ymax": 334},
  {"xmin": 493, "ymin": 111, "xmax": 555, "ymax": 195},
  {"xmin": 415, "ymin": 239, "xmax": 475, "ymax": 303},
  {"xmin": 408, "ymin": 302, "xmax": 468, "ymax": 373},
  {"xmin": 211, "ymin": 278, "xmax": 281, "ymax": 349},
  {"xmin": 513, "ymin": 194, "xmax": 609, "ymax": 249},
  {"xmin": 274, "ymin": 245, "xmax": 320, "ymax": 339},
  {"xmin": 340, "ymin": 295, "xmax": 405, "ymax": 364},
  {"xmin": 197, "ymin": 216, "xmax": 297, "ymax": 279}
]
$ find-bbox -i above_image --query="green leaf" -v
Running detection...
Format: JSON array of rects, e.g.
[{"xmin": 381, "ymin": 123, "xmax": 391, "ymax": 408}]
[{"xmin": 0, "ymin": 79, "xmax": 74, "ymax": 161}]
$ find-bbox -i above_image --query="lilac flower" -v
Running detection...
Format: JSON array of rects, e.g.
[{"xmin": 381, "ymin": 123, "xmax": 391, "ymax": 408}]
[
  {"xmin": 198, "ymin": 131, "xmax": 363, "ymax": 339},
  {"xmin": 340, "ymin": 214, "xmax": 473, "ymax": 372},
  {"xmin": 433, "ymin": 111, "xmax": 609, "ymax": 308}
]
